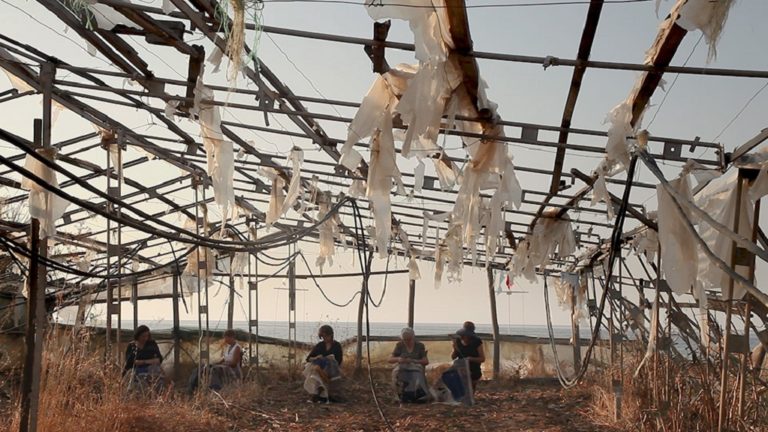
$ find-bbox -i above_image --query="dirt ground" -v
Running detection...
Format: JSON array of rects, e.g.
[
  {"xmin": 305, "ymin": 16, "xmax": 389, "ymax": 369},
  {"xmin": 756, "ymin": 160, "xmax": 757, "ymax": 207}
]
[{"xmin": 215, "ymin": 375, "xmax": 615, "ymax": 432}]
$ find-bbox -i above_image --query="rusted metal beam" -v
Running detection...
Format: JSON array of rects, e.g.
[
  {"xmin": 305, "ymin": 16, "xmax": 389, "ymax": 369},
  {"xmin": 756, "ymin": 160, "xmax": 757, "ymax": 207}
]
[{"xmin": 549, "ymin": 0, "xmax": 604, "ymax": 195}]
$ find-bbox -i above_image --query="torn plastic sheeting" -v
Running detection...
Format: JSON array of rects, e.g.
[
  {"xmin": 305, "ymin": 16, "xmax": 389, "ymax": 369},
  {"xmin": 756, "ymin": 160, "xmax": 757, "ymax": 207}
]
[
  {"xmin": 195, "ymin": 82, "xmax": 236, "ymax": 228},
  {"xmin": 365, "ymin": 0, "xmax": 454, "ymax": 63},
  {"xmin": 634, "ymin": 298, "xmax": 659, "ymax": 377},
  {"xmin": 161, "ymin": 0, "xmax": 176, "ymax": 14},
  {"xmin": 433, "ymin": 158, "xmax": 459, "ymax": 190},
  {"xmin": 399, "ymin": 59, "xmax": 462, "ymax": 158},
  {"xmin": 347, "ymin": 179, "xmax": 367, "ymax": 198},
  {"xmin": 633, "ymin": 227, "xmax": 659, "ymax": 263},
  {"xmin": 749, "ymin": 164, "xmax": 768, "ymax": 201},
  {"xmin": 603, "ymin": 100, "xmax": 634, "ymax": 174},
  {"xmin": 367, "ymin": 123, "xmax": 399, "ymax": 258},
  {"xmin": 207, "ymin": 46, "xmax": 225, "ymax": 74},
  {"xmin": 590, "ymin": 173, "xmax": 614, "ymax": 220},
  {"xmin": 266, "ymin": 176, "xmax": 286, "ymax": 228},
  {"xmin": 509, "ymin": 236, "xmax": 537, "ymax": 283},
  {"xmin": 443, "ymin": 224, "xmax": 464, "ymax": 283},
  {"xmin": 279, "ymin": 148, "xmax": 304, "ymax": 218},
  {"xmin": 657, "ymin": 175, "xmax": 698, "ymax": 295},
  {"xmin": 677, "ymin": 0, "xmax": 736, "ymax": 61},
  {"xmin": 315, "ymin": 194, "xmax": 338, "ymax": 272},
  {"xmin": 408, "ymin": 257, "xmax": 421, "ymax": 281},
  {"xmin": 695, "ymin": 170, "xmax": 753, "ymax": 299},
  {"xmin": 413, "ymin": 160, "xmax": 425, "ymax": 194},
  {"xmin": 340, "ymin": 75, "xmax": 395, "ymax": 171},
  {"xmin": 21, "ymin": 147, "xmax": 70, "ymax": 239}
]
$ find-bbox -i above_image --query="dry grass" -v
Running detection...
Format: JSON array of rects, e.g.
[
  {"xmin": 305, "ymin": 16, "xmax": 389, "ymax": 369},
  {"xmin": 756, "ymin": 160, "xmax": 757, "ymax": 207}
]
[
  {"xmin": 0, "ymin": 334, "xmax": 229, "ymax": 432},
  {"xmin": 587, "ymin": 349, "xmax": 768, "ymax": 432}
]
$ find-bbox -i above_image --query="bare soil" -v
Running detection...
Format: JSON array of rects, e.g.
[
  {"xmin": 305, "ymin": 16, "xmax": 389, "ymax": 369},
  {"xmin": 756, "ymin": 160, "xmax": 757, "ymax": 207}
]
[{"xmin": 215, "ymin": 375, "xmax": 615, "ymax": 432}]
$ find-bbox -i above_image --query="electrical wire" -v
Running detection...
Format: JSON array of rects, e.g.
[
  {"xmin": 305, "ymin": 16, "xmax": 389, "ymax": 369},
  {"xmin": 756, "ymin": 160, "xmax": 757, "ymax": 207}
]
[
  {"xmin": 350, "ymin": 200, "xmax": 396, "ymax": 432},
  {"xmin": 297, "ymin": 251, "xmax": 361, "ymax": 307}
]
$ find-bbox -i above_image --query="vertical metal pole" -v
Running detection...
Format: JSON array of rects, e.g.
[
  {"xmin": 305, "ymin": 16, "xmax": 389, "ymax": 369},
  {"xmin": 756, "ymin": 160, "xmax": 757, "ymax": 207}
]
[
  {"xmin": 486, "ymin": 266, "xmax": 501, "ymax": 380},
  {"xmin": 718, "ymin": 174, "xmax": 744, "ymax": 432},
  {"xmin": 131, "ymin": 280, "xmax": 138, "ymax": 332},
  {"xmin": 288, "ymin": 245, "xmax": 297, "ymax": 373},
  {"xmin": 105, "ymin": 139, "xmax": 113, "ymax": 360},
  {"xmin": 248, "ymin": 221, "xmax": 259, "ymax": 373},
  {"xmin": 114, "ymin": 134, "xmax": 123, "ymax": 365},
  {"xmin": 18, "ymin": 219, "xmax": 40, "ymax": 432},
  {"xmin": 407, "ymin": 279, "xmax": 415, "ymax": 329},
  {"xmin": 227, "ymin": 255, "xmax": 235, "ymax": 330},
  {"xmin": 615, "ymin": 255, "xmax": 624, "ymax": 421},
  {"xmin": 172, "ymin": 274, "xmax": 180, "ymax": 382},
  {"xmin": 20, "ymin": 61, "xmax": 53, "ymax": 431}
]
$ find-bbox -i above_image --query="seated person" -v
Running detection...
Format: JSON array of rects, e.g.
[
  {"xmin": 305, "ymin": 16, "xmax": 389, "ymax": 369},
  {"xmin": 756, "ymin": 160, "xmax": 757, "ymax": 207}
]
[
  {"xmin": 124, "ymin": 325, "xmax": 164, "ymax": 392},
  {"xmin": 188, "ymin": 329, "xmax": 243, "ymax": 392},
  {"xmin": 303, "ymin": 325, "xmax": 343, "ymax": 403},
  {"xmin": 451, "ymin": 322, "xmax": 485, "ymax": 393},
  {"xmin": 388, "ymin": 327, "xmax": 429, "ymax": 403}
]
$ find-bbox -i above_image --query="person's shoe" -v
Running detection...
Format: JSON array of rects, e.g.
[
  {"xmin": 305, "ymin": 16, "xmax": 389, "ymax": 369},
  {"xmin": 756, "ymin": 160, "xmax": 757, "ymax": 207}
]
[{"xmin": 311, "ymin": 395, "xmax": 329, "ymax": 403}]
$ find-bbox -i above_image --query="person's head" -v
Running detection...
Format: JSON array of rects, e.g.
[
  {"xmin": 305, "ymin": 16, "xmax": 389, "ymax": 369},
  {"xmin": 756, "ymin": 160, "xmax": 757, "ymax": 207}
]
[
  {"xmin": 456, "ymin": 327, "xmax": 474, "ymax": 345},
  {"xmin": 400, "ymin": 327, "xmax": 415, "ymax": 343},
  {"xmin": 134, "ymin": 325, "xmax": 151, "ymax": 344},
  {"xmin": 318, "ymin": 325, "xmax": 334, "ymax": 342},
  {"xmin": 462, "ymin": 321, "xmax": 476, "ymax": 333},
  {"xmin": 224, "ymin": 329, "xmax": 236, "ymax": 345}
]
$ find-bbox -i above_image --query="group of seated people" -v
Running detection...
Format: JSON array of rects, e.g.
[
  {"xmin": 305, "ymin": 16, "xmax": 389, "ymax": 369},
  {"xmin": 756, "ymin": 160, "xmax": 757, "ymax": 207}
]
[
  {"xmin": 305, "ymin": 321, "xmax": 485, "ymax": 405},
  {"xmin": 123, "ymin": 326, "xmax": 243, "ymax": 394},
  {"xmin": 122, "ymin": 321, "xmax": 485, "ymax": 404}
]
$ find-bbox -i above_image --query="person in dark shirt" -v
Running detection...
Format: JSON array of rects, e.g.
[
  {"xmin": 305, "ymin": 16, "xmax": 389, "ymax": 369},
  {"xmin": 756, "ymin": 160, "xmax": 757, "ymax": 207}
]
[
  {"xmin": 304, "ymin": 325, "xmax": 343, "ymax": 403},
  {"xmin": 306, "ymin": 324, "xmax": 343, "ymax": 366},
  {"xmin": 451, "ymin": 322, "xmax": 485, "ymax": 392},
  {"xmin": 124, "ymin": 325, "xmax": 164, "ymax": 392},
  {"xmin": 124, "ymin": 325, "xmax": 162, "ymax": 375}
]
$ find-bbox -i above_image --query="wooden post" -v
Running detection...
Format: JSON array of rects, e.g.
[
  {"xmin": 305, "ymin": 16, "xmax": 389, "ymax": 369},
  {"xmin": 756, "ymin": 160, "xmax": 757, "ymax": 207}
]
[
  {"xmin": 407, "ymin": 279, "xmax": 415, "ymax": 329},
  {"xmin": 718, "ymin": 173, "xmax": 744, "ymax": 432},
  {"xmin": 172, "ymin": 274, "xmax": 180, "ymax": 382},
  {"xmin": 486, "ymin": 267, "xmax": 501, "ymax": 379}
]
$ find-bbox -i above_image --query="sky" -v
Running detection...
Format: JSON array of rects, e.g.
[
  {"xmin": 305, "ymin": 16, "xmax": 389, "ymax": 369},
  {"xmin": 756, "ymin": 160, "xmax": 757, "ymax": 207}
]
[{"xmin": 0, "ymin": 0, "xmax": 767, "ymax": 341}]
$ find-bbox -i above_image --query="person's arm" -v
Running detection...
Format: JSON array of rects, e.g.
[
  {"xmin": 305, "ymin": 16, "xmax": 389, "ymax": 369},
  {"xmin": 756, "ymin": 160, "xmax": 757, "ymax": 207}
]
[
  {"xmin": 124, "ymin": 344, "xmax": 135, "ymax": 371},
  {"xmin": 450, "ymin": 339, "xmax": 460, "ymax": 360},
  {"xmin": 333, "ymin": 342, "xmax": 343, "ymax": 366},
  {"xmin": 388, "ymin": 343, "xmax": 402, "ymax": 364},
  {"xmin": 470, "ymin": 344, "xmax": 486, "ymax": 364},
  {"xmin": 306, "ymin": 343, "xmax": 321, "ymax": 362},
  {"xmin": 226, "ymin": 345, "xmax": 242, "ymax": 367},
  {"xmin": 417, "ymin": 345, "xmax": 429, "ymax": 366}
]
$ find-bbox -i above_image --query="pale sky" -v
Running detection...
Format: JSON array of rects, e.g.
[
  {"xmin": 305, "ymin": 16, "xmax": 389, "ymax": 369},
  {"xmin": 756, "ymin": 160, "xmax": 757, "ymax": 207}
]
[{"xmin": 1, "ymin": 0, "xmax": 767, "ymax": 337}]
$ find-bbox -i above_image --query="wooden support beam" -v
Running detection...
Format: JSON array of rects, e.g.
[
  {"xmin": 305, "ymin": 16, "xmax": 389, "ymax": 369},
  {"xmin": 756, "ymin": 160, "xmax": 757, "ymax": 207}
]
[
  {"xmin": 486, "ymin": 266, "xmax": 501, "ymax": 380},
  {"xmin": 549, "ymin": 0, "xmax": 604, "ymax": 195}
]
